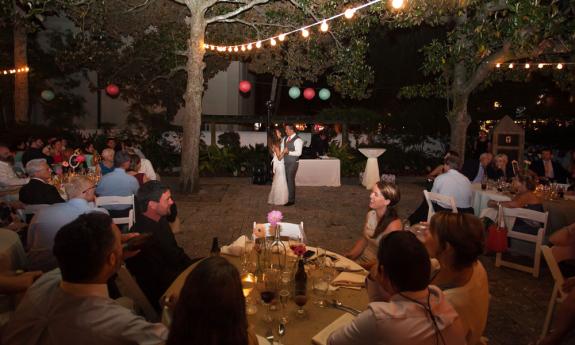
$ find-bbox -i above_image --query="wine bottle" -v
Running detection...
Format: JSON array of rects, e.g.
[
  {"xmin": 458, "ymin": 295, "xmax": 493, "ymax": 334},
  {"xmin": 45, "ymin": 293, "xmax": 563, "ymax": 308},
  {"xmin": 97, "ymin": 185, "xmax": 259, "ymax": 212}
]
[
  {"xmin": 210, "ymin": 237, "xmax": 220, "ymax": 256},
  {"xmin": 294, "ymin": 259, "xmax": 307, "ymax": 296}
]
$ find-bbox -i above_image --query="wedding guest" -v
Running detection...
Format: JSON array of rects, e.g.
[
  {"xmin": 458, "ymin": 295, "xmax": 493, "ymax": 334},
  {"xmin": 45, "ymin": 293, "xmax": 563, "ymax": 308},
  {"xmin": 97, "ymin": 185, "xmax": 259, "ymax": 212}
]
[
  {"xmin": 472, "ymin": 130, "xmax": 491, "ymax": 159},
  {"xmin": 138, "ymin": 157, "xmax": 158, "ymax": 181},
  {"xmin": 122, "ymin": 140, "xmax": 146, "ymax": 159},
  {"xmin": 2, "ymin": 213, "xmax": 169, "ymax": 345},
  {"xmin": 48, "ymin": 138, "xmax": 64, "ymax": 164},
  {"xmin": 538, "ymin": 276, "xmax": 575, "ymax": 345},
  {"xmin": 487, "ymin": 174, "xmax": 543, "ymax": 234},
  {"xmin": 344, "ymin": 181, "xmax": 402, "ymax": 269},
  {"xmin": 549, "ymin": 222, "xmax": 575, "ymax": 278},
  {"xmin": 126, "ymin": 181, "xmax": 195, "ymax": 310},
  {"xmin": 99, "ymin": 148, "xmax": 115, "ymax": 175},
  {"xmin": 19, "ymin": 159, "xmax": 64, "ymax": 206},
  {"xmin": 424, "ymin": 212, "xmax": 489, "ymax": 345},
  {"xmin": 0, "ymin": 143, "xmax": 29, "ymax": 195},
  {"xmin": 431, "ymin": 155, "xmax": 474, "ymax": 214},
  {"xmin": 22, "ymin": 137, "xmax": 52, "ymax": 166},
  {"xmin": 27, "ymin": 176, "xmax": 108, "ymax": 271},
  {"xmin": 0, "ymin": 271, "xmax": 42, "ymax": 295},
  {"xmin": 461, "ymin": 153, "xmax": 493, "ymax": 183},
  {"xmin": 106, "ymin": 137, "xmax": 118, "ymax": 151},
  {"xmin": 427, "ymin": 151, "xmax": 459, "ymax": 180},
  {"xmin": 328, "ymin": 231, "xmax": 466, "ymax": 345},
  {"xmin": 82, "ymin": 142, "xmax": 97, "ymax": 169},
  {"xmin": 486, "ymin": 153, "xmax": 515, "ymax": 181},
  {"xmin": 96, "ymin": 151, "xmax": 139, "ymax": 217},
  {"xmin": 127, "ymin": 154, "xmax": 148, "ymax": 186},
  {"xmin": 167, "ymin": 256, "xmax": 258, "ymax": 345},
  {"xmin": 529, "ymin": 148, "xmax": 568, "ymax": 183}
]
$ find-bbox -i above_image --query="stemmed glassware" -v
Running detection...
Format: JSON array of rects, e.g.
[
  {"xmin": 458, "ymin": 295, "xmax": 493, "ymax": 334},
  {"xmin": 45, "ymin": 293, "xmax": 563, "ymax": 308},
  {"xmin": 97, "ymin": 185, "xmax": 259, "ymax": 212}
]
[
  {"xmin": 241, "ymin": 270, "xmax": 258, "ymax": 315},
  {"xmin": 278, "ymin": 289, "xmax": 290, "ymax": 324},
  {"xmin": 258, "ymin": 268, "xmax": 279, "ymax": 322}
]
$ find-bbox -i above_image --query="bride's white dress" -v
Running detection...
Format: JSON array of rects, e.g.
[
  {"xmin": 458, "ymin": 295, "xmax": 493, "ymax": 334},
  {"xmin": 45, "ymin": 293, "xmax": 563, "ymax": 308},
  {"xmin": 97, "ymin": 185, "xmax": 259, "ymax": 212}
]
[{"xmin": 268, "ymin": 153, "xmax": 289, "ymax": 205}]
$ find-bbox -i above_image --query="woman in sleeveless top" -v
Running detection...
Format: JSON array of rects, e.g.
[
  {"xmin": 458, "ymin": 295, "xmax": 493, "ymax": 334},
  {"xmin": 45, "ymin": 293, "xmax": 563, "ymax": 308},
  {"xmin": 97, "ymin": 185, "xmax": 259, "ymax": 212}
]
[{"xmin": 267, "ymin": 129, "xmax": 289, "ymax": 205}]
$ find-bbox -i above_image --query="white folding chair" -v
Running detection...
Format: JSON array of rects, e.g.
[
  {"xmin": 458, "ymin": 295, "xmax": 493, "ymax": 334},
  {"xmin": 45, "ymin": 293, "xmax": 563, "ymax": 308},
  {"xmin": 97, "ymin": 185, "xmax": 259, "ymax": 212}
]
[
  {"xmin": 423, "ymin": 190, "xmax": 458, "ymax": 221},
  {"xmin": 540, "ymin": 245, "xmax": 568, "ymax": 338},
  {"xmin": 253, "ymin": 221, "xmax": 307, "ymax": 243},
  {"xmin": 495, "ymin": 207, "xmax": 548, "ymax": 278},
  {"xmin": 115, "ymin": 264, "xmax": 158, "ymax": 322},
  {"xmin": 95, "ymin": 195, "xmax": 136, "ymax": 228}
]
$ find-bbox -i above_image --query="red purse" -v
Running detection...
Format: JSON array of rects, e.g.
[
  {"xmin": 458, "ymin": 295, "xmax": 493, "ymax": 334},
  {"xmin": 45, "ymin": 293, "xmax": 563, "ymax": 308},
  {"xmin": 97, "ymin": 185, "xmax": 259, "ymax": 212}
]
[{"xmin": 486, "ymin": 204, "xmax": 508, "ymax": 253}]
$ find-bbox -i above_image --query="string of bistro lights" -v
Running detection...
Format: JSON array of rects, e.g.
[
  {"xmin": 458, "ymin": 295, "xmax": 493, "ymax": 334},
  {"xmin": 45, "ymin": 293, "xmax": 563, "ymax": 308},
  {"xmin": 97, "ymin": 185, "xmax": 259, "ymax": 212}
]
[
  {"xmin": 494, "ymin": 62, "xmax": 574, "ymax": 70},
  {"xmin": 203, "ymin": 0, "xmax": 406, "ymax": 54},
  {"xmin": 1, "ymin": 66, "xmax": 30, "ymax": 75}
]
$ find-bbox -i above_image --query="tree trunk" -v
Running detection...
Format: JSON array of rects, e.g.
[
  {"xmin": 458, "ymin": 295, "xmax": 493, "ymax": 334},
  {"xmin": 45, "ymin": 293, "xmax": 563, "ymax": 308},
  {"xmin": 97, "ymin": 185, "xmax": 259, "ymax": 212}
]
[
  {"xmin": 179, "ymin": 15, "xmax": 206, "ymax": 193},
  {"xmin": 13, "ymin": 10, "xmax": 28, "ymax": 123},
  {"xmin": 448, "ymin": 92, "xmax": 471, "ymax": 162}
]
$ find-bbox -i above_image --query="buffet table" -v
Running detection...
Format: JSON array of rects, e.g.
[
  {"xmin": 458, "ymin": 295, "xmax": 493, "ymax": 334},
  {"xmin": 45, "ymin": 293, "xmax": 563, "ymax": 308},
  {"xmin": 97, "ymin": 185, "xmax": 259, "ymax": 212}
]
[{"xmin": 296, "ymin": 159, "xmax": 341, "ymax": 187}]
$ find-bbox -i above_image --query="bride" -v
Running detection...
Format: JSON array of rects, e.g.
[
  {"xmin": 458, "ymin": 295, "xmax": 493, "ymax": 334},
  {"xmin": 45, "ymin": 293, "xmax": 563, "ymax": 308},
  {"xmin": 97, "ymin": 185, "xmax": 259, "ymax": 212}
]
[{"xmin": 268, "ymin": 128, "xmax": 289, "ymax": 205}]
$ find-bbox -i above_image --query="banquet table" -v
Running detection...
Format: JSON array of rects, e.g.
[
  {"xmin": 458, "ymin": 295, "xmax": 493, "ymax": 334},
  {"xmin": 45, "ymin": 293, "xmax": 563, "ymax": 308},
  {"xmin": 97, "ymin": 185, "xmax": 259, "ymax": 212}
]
[
  {"xmin": 0, "ymin": 228, "xmax": 27, "ymax": 273},
  {"xmin": 163, "ymin": 246, "xmax": 368, "ymax": 345},
  {"xmin": 358, "ymin": 148, "xmax": 386, "ymax": 190},
  {"xmin": 296, "ymin": 159, "xmax": 341, "ymax": 187},
  {"xmin": 471, "ymin": 183, "xmax": 575, "ymax": 234}
]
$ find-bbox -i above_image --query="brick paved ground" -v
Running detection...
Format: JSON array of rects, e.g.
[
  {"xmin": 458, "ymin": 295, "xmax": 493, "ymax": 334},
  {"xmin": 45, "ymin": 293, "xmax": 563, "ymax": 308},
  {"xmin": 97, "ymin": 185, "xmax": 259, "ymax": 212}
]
[{"xmin": 164, "ymin": 176, "xmax": 556, "ymax": 345}]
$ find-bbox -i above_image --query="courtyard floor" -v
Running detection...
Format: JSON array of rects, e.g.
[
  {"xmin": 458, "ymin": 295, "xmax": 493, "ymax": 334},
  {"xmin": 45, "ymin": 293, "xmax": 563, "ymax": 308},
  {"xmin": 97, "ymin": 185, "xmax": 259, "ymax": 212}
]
[{"xmin": 165, "ymin": 176, "xmax": 556, "ymax": 345}]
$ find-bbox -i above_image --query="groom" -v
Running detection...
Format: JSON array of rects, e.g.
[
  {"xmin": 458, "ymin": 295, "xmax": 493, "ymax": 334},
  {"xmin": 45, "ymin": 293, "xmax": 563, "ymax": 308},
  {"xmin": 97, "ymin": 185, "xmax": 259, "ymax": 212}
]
[{"xmin": 283, "ymin": 124, "xmax": 303, "ymax": 206}]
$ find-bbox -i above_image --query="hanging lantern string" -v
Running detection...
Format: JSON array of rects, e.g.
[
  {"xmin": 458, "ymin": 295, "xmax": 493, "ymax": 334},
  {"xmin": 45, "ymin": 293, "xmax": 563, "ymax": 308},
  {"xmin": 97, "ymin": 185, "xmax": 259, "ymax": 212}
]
[
  {"xmin": 1, "ymin": 66, "xmax": 30, "ymax": 75},
  {"xmin": 492, "ymin": 62, "xmax": 574, "ymax": 70},
  {"xmin": 205, "ymin": 0, "xmax": 389, "ymax": 52}
]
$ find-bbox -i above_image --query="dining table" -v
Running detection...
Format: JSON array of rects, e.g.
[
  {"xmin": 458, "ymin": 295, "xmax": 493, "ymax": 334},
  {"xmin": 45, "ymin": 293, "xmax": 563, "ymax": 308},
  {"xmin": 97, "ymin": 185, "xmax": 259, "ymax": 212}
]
[
  {"xmin": 471, "ymin": 183, "xmax": 575, "ymax": 234},
  {"xmin": 162, "ymin": 244, "xmax": 369, "ymax": 345}
]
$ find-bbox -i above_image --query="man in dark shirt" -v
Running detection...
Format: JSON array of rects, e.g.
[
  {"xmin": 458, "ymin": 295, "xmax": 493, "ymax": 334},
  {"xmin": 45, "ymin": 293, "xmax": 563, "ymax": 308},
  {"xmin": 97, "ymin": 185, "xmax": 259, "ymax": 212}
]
[
  {"xmin": 19, "ymin": 159, "xmax": 64, "ymax": 205},
  {"xmin": 22, "ymin": 137, "xmax": 52, "ymax": 167},
  {"xmin": 126, "ymin": 181, "xmax": 195, "ymax": 310}
]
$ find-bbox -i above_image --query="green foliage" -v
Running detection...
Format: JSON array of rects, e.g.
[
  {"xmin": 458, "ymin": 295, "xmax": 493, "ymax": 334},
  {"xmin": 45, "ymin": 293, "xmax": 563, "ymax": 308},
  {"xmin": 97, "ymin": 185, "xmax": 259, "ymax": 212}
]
[
  {"xmin": 327, "ymin": 144, "xmax": 365, "ymax": 177},
  {"xmin": 217, "ymin": 131, "xmax": 241, "ymax": 149},
  {"xmin": 198, "ymin": 143, "xmax": 268, "ymax": 176}
]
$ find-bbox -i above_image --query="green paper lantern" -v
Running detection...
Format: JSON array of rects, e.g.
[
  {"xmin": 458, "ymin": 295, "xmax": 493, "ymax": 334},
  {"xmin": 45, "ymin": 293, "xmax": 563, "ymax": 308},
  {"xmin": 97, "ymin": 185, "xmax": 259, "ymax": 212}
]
[
  {"xmin": 318, "ymin": 88, "xmax": 331, "ymax": 101},
  {"xmin": 288, "ymin": 87, "xmax": 301, "ymax": 99},
  {"xmin": 41, "ymin": 90, "xmax": 55, "ymax": 101}
]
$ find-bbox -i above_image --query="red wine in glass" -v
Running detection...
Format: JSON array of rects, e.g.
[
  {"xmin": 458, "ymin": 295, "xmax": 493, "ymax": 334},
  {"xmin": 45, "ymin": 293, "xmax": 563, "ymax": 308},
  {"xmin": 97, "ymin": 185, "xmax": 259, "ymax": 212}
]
[
  {"xmin": 294, "ymin": 295, "xmax": 307, "ymax": 307},
  {"xmin": 261, "ymin": 291, "xmax": 275, "ymax": 304}
]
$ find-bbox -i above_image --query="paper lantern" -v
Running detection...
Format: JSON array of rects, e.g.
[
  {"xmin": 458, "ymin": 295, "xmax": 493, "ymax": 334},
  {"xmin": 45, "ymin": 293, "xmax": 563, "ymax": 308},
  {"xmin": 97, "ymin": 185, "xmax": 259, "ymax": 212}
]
[
  {"xmin": 41, "ymin": 90, "xmax": 55, "ymax": 101},
  {"xmin": 106, "ymin": 84, "xmax": 120, "ymax": 97},
  {"xmin": 239, "ymin": 80, "xmax": 252, "ymax": 93},
  {"xmin": 303, "ymin": 88, "xmax": 315, "ymax": 100},
  {"xmin": 288, "ymin": 87, "xmax": 301, "ymax": 99},
  {"xmin": 318, "ymin": 88, "xmax": 331, "ymax": 101}
]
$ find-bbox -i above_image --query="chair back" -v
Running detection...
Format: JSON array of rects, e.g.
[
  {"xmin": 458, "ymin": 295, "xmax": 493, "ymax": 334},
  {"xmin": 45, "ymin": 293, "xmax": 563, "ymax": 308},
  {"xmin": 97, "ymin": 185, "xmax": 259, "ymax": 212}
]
[
  {"xmin": 541, "ymin": 245, "xmax": 566, "ymax": 300},
  {"xmin": 423, "ymin": 190, "xmax": 458, "ymax": 221},
  {"xmin": 95, "ymin": 195, "xmax": 136, "ymax": 228},
  {"xmin": 252, "ymin": 221, "xmax": 306, "ymax": 243},
  {"xmin": 540, "ymin": 245, "xmax": 567, "ymax": 338},
  {"xmin": 115, "ymin": 265, "xmax": 158, "ymax": 322}
]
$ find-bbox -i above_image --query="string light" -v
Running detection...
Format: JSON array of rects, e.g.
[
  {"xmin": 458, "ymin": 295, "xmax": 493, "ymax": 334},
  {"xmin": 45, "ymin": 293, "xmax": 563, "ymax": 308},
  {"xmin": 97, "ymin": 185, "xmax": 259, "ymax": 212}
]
[
  {"xmin": 496, "ymin": 63, "xmax": 501, "ymax": 68},
  {"xmin": 491, "ymin": 61, "xmax": 574, "ymax": 71},
  {"xmin": 391, "ymin": 0, "xmax": 404, "ymax": 9},
  {"xmin": 538, "ymin": 63, "xmax": 544, "ymax": 68},
  {"xmin": 205, "ymin": 0, "xmax": 386, "ymax": 54},
  {"xmin": 508, "ymin": 63, "xmax": 514, "ymax": 69},
  {"xmin": 524, "ymin": 63, "xmax": 530, "ymax": 69},
  {"xmin": 1, "ymin": 66, "xmax": 30, "ymax": 75},
  {"xmin": 556, "ymin": 63, "xmax": 563, "ymax": 69}
]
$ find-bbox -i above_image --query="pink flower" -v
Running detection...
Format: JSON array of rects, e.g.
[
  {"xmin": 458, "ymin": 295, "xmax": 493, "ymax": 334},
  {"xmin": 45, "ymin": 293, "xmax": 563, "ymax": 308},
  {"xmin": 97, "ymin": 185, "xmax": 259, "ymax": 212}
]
[
  {"xmin": 292, "ymin": 244, "xmax": 306, "ymax": 256},
  {"xmin": 62, "ymin": 161, "xmax": 69, "ymax": 167},
  {"xmin": 75, "ymin": 155, "xmax": 86, "ymax": 163},
  {"xmin": 267, "ymin": 210, "xmax": 283, "ymax": 226}
]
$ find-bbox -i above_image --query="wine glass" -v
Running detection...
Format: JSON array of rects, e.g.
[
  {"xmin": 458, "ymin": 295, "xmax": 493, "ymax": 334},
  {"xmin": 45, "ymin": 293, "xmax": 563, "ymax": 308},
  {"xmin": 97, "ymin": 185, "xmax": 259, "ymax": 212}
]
[
  {"xmin": 293, "ymin": 293, "xmax": 307, "ymax": 318},
  {"xmin": 242, "ymin": 238, "xmax": 255, "ymax": 269},
  {"xmin": 279, "ymin": 289, "xmax": 290, "ymax": 324},
  {"xmin": 259, "ymin": 268, "xmax": 279, "ymax": 322},
  {"xmin": 313, "ymin": 268, "xmax": 334, "ymax": 308},
  {"xmin": 241, "ymin": 272, "xmax": 258, "ymax": 315}
]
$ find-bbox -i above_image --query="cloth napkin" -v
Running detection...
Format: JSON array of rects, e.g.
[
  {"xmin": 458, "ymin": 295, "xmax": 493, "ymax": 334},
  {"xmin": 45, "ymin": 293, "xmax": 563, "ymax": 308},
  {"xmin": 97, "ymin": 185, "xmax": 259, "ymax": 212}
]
[
  {"xmin": 323, "ymin": 257, "xmax": 365, "ymax": 272},
  {"xmin": 311, "ymin": 313, "xmax": 355, "ymax": 345},
  {"xmin": 220, "ymin": 235, "xmax": 247, "ymax": 257},
  {"xmin": 331, "ymin": 272, "xmax": 366, "ymax": 289}
]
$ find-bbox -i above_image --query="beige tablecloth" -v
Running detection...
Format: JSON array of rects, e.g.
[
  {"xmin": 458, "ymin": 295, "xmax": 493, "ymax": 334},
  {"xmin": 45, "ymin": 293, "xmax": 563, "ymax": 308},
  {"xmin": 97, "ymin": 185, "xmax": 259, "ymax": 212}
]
[{"xmin": 296, "ymin": 159, "xmax": 341, "ymax": 187}]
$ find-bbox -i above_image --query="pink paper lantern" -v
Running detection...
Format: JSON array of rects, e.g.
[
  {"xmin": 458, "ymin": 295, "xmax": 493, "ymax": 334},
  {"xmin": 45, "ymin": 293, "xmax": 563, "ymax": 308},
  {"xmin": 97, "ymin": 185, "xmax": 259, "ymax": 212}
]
[
  {"xmin": 106, "ymin": 84, "xmax": 120, "ymax": 97},
  {"xmin": 239, "ymin": 80, "xmax": 252, "ymax": 93},
  {"xmin": 303, "ymin": 88, "xmax": 315, "ymax": 100}
]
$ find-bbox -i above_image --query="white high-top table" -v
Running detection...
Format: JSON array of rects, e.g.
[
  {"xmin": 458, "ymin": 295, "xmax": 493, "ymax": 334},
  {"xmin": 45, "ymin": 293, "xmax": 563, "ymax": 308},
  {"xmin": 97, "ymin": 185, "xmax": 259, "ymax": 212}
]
[{"xmin": 358, "ymin": 148, "xmax": 386, "ymax": 189}]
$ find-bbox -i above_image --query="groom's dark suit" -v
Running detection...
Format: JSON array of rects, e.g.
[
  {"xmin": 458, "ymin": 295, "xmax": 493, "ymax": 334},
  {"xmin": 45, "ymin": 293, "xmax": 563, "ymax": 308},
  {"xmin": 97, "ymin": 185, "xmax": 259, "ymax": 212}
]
[{"xmin": 284, "ymin": 134, "xmax": 302, "ymax": 204}]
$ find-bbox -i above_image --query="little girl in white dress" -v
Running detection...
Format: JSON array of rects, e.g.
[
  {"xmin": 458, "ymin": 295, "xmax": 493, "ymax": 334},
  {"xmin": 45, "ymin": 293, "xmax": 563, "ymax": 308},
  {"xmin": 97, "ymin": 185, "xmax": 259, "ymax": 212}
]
[{"xmin": 268, "ymin": 132, "xmax": 289, "ymax": 205}]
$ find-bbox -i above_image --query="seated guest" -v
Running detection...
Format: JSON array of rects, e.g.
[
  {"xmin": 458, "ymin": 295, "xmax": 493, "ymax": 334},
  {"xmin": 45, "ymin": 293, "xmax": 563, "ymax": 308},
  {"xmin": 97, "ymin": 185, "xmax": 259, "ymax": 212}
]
[
  {"xmin": 461, "ymin": 153, "xmax": 493, "ymax": 183},
  {"xmin": 106, "ymin": 137, "xmax": 118, "ymax": 151},
  {"xmin": 27, "ymin": 176, "xmax": 108, "ymax": 271},
  {"xmin": 0, "ymin": 143, "xmax": 29, "ymax": 195},
  {"xmin": 122, "ymin": 140, "xmax": 146, "ymax": 159},
  {"xmin": 0, "ymin": 271, "xmax": 43, "ymax": 295},
  {"xmin": 344, "ymin": 181, "xmax": 402, "ymax": 269},
  {"xmin": 487, "ymin": 174, "xmax": 543, "ymax": 234},
  {"xmin": 424, "ymin": 212, "xmax": 489, "ymax": 345},
  {"xmin": 427, "ymin": 151, "xmax": 459, "ymax": 180},
  {"xmin": 127, "ymin": 154, "xmax": 148, "ymax": 186},
  {"xmin": 2, "ymin": 213, "xmax": 168, "ymax": 345},
  {"xmin": 529, "ymin": 148, "xmax": 568, "ymax": 183},
  {"xmin": 96, "ymin": 151, "xmax": 139, "ymax": 217},
  {"xmin": 431, "ymin": 155, "xmax": 474, "ymax": 214},
  {"xmin": 538, "ymin": 276, "xmax": 575, "ymax": 345},
  {"xmin": 138, "ymin": 156, "xmax": 158, "ymax": 181},
  {"xmin": 22, "ymin": 137, "xmax": 52, "ymax": 167},
  {"xmin": 126, "ymin": 181, "xmax": 194, "ymax": 310},
  {"xmin": 486, "ymin": 153, "xmax": 515, "ymax": 181},
  {"xmin": 549, "ymin": 222, "xmax": 575, "ymax": 278},
  {"xmin": 99, "ymin": 148, "xmax": 115, "ymax": 176},
  {"xmin": 82, "ymin": 142, "xmax": 96, "ymax": 169},
  {"xmin": 48, "ymin": 138, "xmax": 64, "ymax": 164},
  {"xmin": 167, "ymin": 256, "xmax": 258, "ymax": 345},
  {"xmin": 328, "ymin": 231, "xmax": 466, "ymax": 344},
  {"xmin": 19, "ymin": 159, "xmax": 64, "ymax": 205}
]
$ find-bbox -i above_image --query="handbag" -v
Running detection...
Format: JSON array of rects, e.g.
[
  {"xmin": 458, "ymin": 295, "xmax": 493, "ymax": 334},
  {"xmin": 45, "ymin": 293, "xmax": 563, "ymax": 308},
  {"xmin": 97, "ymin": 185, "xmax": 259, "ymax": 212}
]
[{"xmin": 486, "ymin": 204, "xmax": 508, "ymax": 253}]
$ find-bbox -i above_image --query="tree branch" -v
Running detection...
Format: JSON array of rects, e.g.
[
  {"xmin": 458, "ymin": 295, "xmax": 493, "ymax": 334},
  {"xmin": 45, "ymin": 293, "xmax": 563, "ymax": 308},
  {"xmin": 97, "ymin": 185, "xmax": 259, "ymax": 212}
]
[
  {"xmin": 206, "ymin": 0, "xmax": 269, "ymax": 24},
  {"xmin": 286, "ymin": 0, "xmax": 342, "ymax": 48},
  {"xmin": 464, "ymin": 41, "xmax": 511, "ymax": 94},
  {"xmin": 150, "ymin": 65, "xmax": 187, "ymax": 83},
  {"xmin": 123, "ymin": 0, "xmax": 155, "ymax": 13}
]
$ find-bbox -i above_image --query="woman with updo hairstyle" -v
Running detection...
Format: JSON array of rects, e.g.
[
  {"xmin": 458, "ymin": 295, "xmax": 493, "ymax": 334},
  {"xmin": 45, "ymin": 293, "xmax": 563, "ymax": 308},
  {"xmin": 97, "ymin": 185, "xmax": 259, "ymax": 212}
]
[
  {"xmin": 424, "ymin": 212, "xmax": 489, "ymax": 345},
  {"xmin": 344, "ymin": 181, "xmax": 402, "ymax": 269}
]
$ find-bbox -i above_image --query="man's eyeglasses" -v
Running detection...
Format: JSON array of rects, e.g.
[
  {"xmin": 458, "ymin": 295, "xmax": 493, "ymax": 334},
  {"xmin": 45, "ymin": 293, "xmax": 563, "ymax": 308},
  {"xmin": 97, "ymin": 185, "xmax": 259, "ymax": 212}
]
[{"xmin": 82, "ymin": 185, "xmax": 97, "ymax": 193}]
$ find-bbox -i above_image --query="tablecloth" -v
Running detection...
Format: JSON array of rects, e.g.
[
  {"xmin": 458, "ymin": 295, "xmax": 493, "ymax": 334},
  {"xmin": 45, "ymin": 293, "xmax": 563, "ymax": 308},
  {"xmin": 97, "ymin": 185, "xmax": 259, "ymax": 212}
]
[{"xmin": 296, "ymin": 159, "xmax": 341, "ymax": 187}]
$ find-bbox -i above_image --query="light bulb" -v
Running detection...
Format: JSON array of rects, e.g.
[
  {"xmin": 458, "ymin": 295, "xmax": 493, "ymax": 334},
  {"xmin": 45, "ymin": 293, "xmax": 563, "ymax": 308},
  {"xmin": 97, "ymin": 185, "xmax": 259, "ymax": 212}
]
[
  {"xmin": 278, "ymin": 34, "xmax": 286, "ymax": 41},
  {"xmin": 247, "ymin": 43, "xmax": 253, "ymax": 50},
  {"xmin": 344, "ymin": 8, "xmax": 355, "ymax": 19},
  {"xmin": 228, "ymin": 47, "xmax": 232, "ymax": 52},
  {"xmin": 508, "ymin": 63, "xmax": 513, "ymax": 69},
  {"xmin": 256, "ymin": 41, "xmax": 262, "ymax": 48},
  {"xmin": 495, "ymin": 63, "xmax": 501, "ymax": 68},
  {"xmin": 203, "ymin": 44, "xmax": 208, "ymax": 49},
  {"xmin": 320, "ymin": 21, "xmax": 328, "ymax": 32},
  {"xmin": 538, "ymin": 63, "xmax": 544, "ymax": 68},
  {"xmin": 301, "ymin": 28, "xmax": 309, "ymax": 38},
  {"xmin": 234, "ymin": 46, "xmax": 239, "ymax": 52},
  {"xmin": 391, "ymin": 0, "xmax": 404, "ymax": 9},
  {"xmin": 241, "ymin": 45, "xmax": 246, "ymax": 51},
  {"xmin": 271, "ymin": 38, "xmax": 277, "ymax": 46},
  {"xmin": 524, "ymin": 63, "xmax": 530, "ymax": 69},
  {"xmin": 557, "ymin": 63, "xmax": 563, "ymax": 69}
]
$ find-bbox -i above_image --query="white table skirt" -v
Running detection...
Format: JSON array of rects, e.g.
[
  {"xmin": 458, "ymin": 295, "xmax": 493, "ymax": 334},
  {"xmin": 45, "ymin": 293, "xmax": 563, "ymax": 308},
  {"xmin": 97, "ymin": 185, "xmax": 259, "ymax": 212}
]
[
  {"xmin": 358, "ymin": 148, "xmax": 386, "ymax": 189},
  {"xmin": 295, "ymin": 159, "xmax": 341, "ymax": 187}
]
